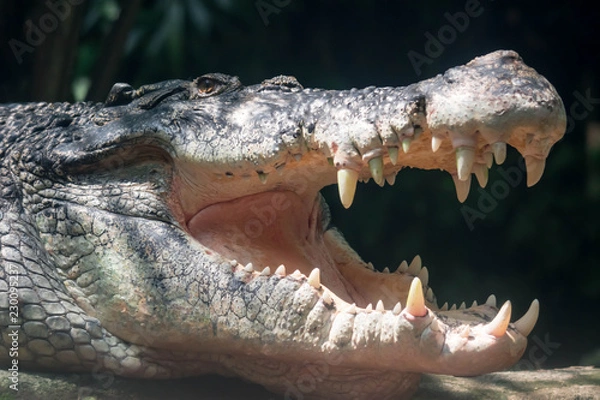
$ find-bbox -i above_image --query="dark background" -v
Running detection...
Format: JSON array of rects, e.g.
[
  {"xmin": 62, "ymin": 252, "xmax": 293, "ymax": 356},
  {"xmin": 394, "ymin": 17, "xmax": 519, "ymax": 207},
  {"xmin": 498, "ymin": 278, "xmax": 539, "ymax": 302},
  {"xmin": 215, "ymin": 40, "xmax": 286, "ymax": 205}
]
[{"xmin": 1, "ymin": 0, "xmax": 598, "ymax": 371}]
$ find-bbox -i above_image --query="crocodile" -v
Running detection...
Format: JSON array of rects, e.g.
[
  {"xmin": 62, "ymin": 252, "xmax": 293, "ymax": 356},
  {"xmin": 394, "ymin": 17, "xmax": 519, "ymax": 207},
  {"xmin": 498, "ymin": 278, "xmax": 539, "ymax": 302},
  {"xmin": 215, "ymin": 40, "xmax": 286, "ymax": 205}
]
[{"xmin": 0, "ymin": 50, "xmax": 566, "ymax": 399}]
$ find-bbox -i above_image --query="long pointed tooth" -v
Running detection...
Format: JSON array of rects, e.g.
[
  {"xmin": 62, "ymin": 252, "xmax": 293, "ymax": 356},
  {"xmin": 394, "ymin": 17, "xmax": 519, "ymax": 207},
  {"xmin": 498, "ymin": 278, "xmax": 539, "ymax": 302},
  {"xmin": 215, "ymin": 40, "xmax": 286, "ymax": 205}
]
[
  {"xmin": 258, "ymin": 172, "xmax": 268, "ymax": 184},
  {"xmin": 244, "ymin": 263, "xmax": 254, "ymax": 272},
  {"xmin": 347, "ymin": 303, "xmax": 357, "ymax": 314},
  {"xmin": 392, "ymin": 302, "xmax": 402, "ymax": 315},
  {"xmin": 456, "ymin": 147, "xmax": 475, "ymax": 181},
  {"xmin": 398, "ymin": 260, "xmax": 408, "ymax": 273},
  {"xmin": 514, "ymin": 299, "xmax": 539, "ymax": 336},
  {"xmin": 388, "ymin": 147, "xmax": 398, "ymax": 165},
  {"xmin": 483, "ymin": 152, "xmax": 494, "ymax": 168},
  {"xmin": 405, "ymin": 277, "xmax": 427, "ymax": 317},
  {"xmin": 368, "ymin": 156, "xmax": 385, "ymax": 186},
  {"xmin": 275, "ymin": 264, "xmax": 286, "ymax": 276},
  {"xmin": 492, "ymin": 142, "xmax": 507, "ymax": 165},
  {"xmin": 485, "ymin": 294, "xmax": 497, "ymax": 307},
  {"xmin": 473, "ymin": 164, "xmax": 489, "ymax": 187},
  {"xmin": 441, "ymin": 302, "xmax": 449, "ymax": 311},
  {"xmin": 376, "ymin": 300, "xmax": 385, "ymax": 312},
  {"xmin": 432, "ymin": 136, "xmax": 442, "ymax": 152},
  {"xmin": 524, "ymin": 155, "xmax": 546, "ymax": 187},
  {"xmin": 402, "ymin": 138, "xmax": 412, "ymax": 153},
  {"xmin": 366, "ymin": 303, "xmax": 373, "ymax": 312},
  {"xmin": 307, "ymin": 268, "xmax": 321, "ymax": 289},
  {"xmin": 451, "ymin": 174, "xmax": 471, "ymax": 203},
  {"xmin": 418, "ymin": 266, "xmax": 429, "ymax": 286},
  {"xmin": 484, "ymin": 300, "xmax": 512, "ymax": 337},
  {"xmin": 260, "ymin": 267, "xmax": 270, "ymax": 276},
  {"xmin": 385, "ymin": 173, "xmax": 396, "ymax": 186},
  {"xmin": 337, "ymin": 168, "xmax": 359, "ymax": 209},
  {"xmin": 407, "ymin": 255, "xmax": 422, "ymax": 275}
]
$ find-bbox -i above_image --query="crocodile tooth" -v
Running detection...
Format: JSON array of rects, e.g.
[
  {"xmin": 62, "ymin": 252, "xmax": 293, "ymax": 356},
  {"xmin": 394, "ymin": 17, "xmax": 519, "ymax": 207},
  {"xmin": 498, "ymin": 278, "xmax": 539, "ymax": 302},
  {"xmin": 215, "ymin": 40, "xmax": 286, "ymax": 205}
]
[
  {"xmin": 524, "ymin": 155, "xmax": 546, "ymax": 187},
  {"xmin": 431, "ymin": 135, "xmax": 442, "ymax": 152},
  {"xmin": 337, "ymin": 168, "xmax": 358, "ymax": 209},
  {"xmin": 450, "ymin": 304, "xmax": 457, "ymax": 311},
  {"xmin": 244, "ymin": 263, "xmax": 254, "ymax": 272},
  {"xmin": 307, "ymin": 268, "xmax": 321, "ymax": 289},
  {"xmin": 407, "ymin": 255, "xmax": 422, "ymax": 275},
  {"xmin": 451, "ymin": 174, "xmax": 471, "ymax": 203},
  {"xmin": 430, "ymin": 318, "xmax": 443, "ymax": 332},
  {"xmin": 322, "ymin": 291, "xmax": 333, "ymax": 304},
  {"xmin": 388, "ymin": 147, "xmax": 398, "ymax": 165},
  {"xmin": 368, "ymin": 156, "xmax": 385, "ymax": 186},
  {"xmin": 392, "ymin": 302, "xmax": 402, "ymax": 315},
  {"xmin": 417, "ymin": 266, "xmax": 429, "ymax": 286},
  {"xmin": 258, "ymin": 172, "xmax": 268, "ymax": 184},
  {"xmin": 402, "ymin": 138, "xmax": 412, "ymax": 153},
  {"xmin": 376, "ymin": 300, "xmax": 385, "ymax": 312},
  {"xmin": 292, "ymin": 269, "xmax": 302, "ymax": 277},
  {"xmin": 514, "ymin": 299, "xmax": 539, "ymax": 336},
  {"xmin": 382, "ymin": 267, "xmax": 390, "ymax": 274},
  {"xmin": 275, "ymin": 264, "xmax": 286, "ymax": 276},
  {"xmin": 471, "ymin": 300, "xmax": 478, "ymax": 308},
  {"xmin": 460, "ymin": 325, "xmax": 471, "ymax": 338},
  {"xmin": 459, "ymin": 301, "xmax": 466, "ymax": 310},
  {"xmin": 483, "ymin": 152, "xmax": 494, "ymax": 168},
  {"xmin": 260, "ymin": 267, "xmax": 270, "ymax": 276},
  {"xmin": 405, "ymin": 277, "xmax": 427, "ymax": 317},
  {"xmin": 366, "ymin": 303, "xmax": 373, "ymax": 312},
  {"xmin": 441, "ymin": 302, "xmax": 449, "ymax": 311},
  {"xmin": 484, "ymin": 300, "xmax": 512, "ymax": 337},
  {"xmin": 473, "ymin": 164, "xmax": 489, "ymax": 187},
  {"xmin": 456, "ymin": 147, "xmax": 475, "ymax": 181},
  {"xmin": 385, "ymin": 173, "xmax": 396, "ymax": 186},
  {"xmin": 347, "ymin": 303, "xmax": 357, "ymax": 314},
  {"xmin": 485, "ymin": 294, "xmax": 497, "ymax": 307},
  {"xmin": 426, "ymin": 287, "xmax": 434, "ymax": 302},
  {"xmin": 492, "ymin": 142, "xmax": 507, "ymax": 165},
  {"xmin": 398, "ymin": 260, "xmax": 408, "ymax": 273}
]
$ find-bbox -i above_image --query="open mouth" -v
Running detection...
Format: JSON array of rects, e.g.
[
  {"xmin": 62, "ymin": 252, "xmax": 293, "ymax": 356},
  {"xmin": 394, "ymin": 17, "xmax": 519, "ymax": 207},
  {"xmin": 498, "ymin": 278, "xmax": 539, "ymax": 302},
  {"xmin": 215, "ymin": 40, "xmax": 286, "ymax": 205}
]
[{"xmin": 182, "ymin": 150, "xmax": 540, "ymax": 374}]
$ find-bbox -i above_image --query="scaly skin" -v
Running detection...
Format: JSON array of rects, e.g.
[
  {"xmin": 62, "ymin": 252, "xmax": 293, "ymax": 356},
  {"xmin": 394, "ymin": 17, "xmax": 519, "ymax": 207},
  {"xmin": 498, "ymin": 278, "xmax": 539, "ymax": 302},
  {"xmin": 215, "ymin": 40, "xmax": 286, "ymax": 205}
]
[{"xmin": 0, "ymin": 51, "xmax": 566, "ymax": 399}]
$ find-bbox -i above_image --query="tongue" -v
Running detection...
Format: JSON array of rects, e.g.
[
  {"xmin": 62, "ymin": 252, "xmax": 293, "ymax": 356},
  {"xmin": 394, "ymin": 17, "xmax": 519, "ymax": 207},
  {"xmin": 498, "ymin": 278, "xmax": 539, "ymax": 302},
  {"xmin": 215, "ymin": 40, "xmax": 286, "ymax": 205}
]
[{"xmin": 187, "ymin": 191, "xmax": 353, "ymax": 300}]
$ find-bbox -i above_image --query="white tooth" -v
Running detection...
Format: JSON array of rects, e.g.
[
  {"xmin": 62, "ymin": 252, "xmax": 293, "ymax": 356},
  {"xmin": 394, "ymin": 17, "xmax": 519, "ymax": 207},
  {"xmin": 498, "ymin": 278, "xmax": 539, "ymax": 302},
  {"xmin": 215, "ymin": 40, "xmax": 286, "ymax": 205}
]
[
  {"xmin": 432, "ymin": 135, "xmax": 442, "ymax": 152},
  {"xmin": 385, "ymin": 173, "xmax": 396, "ymax": 186},
  {"xmin": 471, "ymin": 300, "xmax": 478, "ymax": 308},
  {"xmin": 451, "ymin": 174, "xmax": 471, "ymax": 203},
  {"xmin": 441, "ymin": 302, "xmax": 449, "ymax": 311},
  {"xmin": 347, "ymin": 303, "xmax": 357, "ymax": 314},
  {"xmin": 426, "ymin": 287, "xmax": 434, "ymax": 302},
  {"xmin": 460, "ymin": 325, "xmax": 471, "ymax": 338},
  {"xmin": 322, "ymin": 291, "xmax": 332, "ymax": 304},
  {"xmin": 459, "ymin": 301, "xmax": 466, "ymax": 310},
  {"xmin": 514, "ymin": 299, "xmax": 539, "ymax": 337},
  {"xmin": 524, "ymin": 155, "xmax": 546, "ymax": 187},
  {"xmin": 402, "ymin": 138, "xmax": 412, "ymax": 153},
  {"xmin": 275, "ymin": 264, "xmax": 286, "ymax": 276},
  {"xmin": 260, "ymin": 267, "xmax": 271, "ymax": 276},
  {"xmin": 393, "ymin": 302, "xmax": 402, "ymax": 315},
  {"xmin": 307, "ymin": 268, "xmax": 321, "ymax": 289},
  {"xmin": 366, "ymin": 262, "xmax": 375, "ymax": 271},
  {"xmin": 244, "ymin": 263, "xmax": 254, "ymax": 272},
  {"xmin": 456, "ymin": 147, "xmax": 475, "ymax": 181},
  {"xmin": 492, "ymin": 142, "xmax": 507, "ymax": 165},
  {"xmin": 388, "ymin": 147, "xmax": 398, "ymax": 165},
  {"xmin": 366, "ymin": 303, "xmax": 373, "ymax": 312},
  {"xmin": 258, "ymin": 172, "xmax": 268, "ymax": 184},
  {"xmin": 473, "ymin": 164, "xmax": 489, "ymax": 187},
  {"xmin": 485, "ymin": 294, "xmax": 497, "ymax": 307},
  {"xmin": 405, "ymin": 277, "xmax": 427, "ymax": 317},
  {"xmin": 368, "ymin": 156, "xmax": 385, "ymax": 186},
  {"xmin": 382, "ymin": 267, "xmax": 390, "ymax": 274},
  {"xmin": 450, "ymin": 304, "xmax": 457, "ymax": 311},
  {"xmin": 398, "ymin": 260, "xmax": 408, "ymax": 273},
  {"xmin": 484, "ymin": 300, "xmax": 512, "ymax": 337},
  {"xmin": 430, "ymin": 318, "xmax": 443, "ymax": 332},
  {"xmin": 292, "ymin": 269, "xmax": 302, "ymax": 277},
  {"xmin": 483, "ymin": 152, "xmax": 493, "ymax": 168},
  {"xmin": 407, "ymin": 255, "xmax": 422, "ymax": 275},
  {"xmin": 418, "ymin": 266, "xmax": 429, "ymax": 286},
  {"xmin": 376, "ymin": 300, "xmax": 385, "ymax": 312},
  {"xmin": 337, "ymin": 168, "xmax": 359, "ymax": 209}
]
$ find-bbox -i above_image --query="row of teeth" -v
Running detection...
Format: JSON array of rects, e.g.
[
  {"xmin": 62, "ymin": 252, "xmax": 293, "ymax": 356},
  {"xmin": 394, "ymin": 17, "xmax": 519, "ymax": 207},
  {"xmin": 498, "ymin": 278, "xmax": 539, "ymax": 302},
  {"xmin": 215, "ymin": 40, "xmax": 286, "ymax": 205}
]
[
  {"xmin": 337, "ymin": 138, "xmax": 546, "ymax": 208},
  {"xmin": 234, "ymin": 258, "xmax": 539, "ymax": 339}
]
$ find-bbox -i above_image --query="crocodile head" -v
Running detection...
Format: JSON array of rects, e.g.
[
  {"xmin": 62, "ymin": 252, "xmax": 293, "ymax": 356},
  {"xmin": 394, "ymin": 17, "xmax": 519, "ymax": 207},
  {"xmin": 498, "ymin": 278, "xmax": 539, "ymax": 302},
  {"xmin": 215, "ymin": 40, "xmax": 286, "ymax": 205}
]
[{"xmin": 6, "ymin": 50, "xmax": 566, "ymax": 399}]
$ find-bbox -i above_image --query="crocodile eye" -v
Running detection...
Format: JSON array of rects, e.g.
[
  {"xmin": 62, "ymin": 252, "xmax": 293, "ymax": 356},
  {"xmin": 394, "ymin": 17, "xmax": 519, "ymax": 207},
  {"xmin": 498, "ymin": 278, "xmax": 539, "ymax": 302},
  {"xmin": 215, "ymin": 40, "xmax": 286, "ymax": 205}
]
[{"xmin": 197, "ymin": 78, "xmax": 217, "ymax": 95}]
